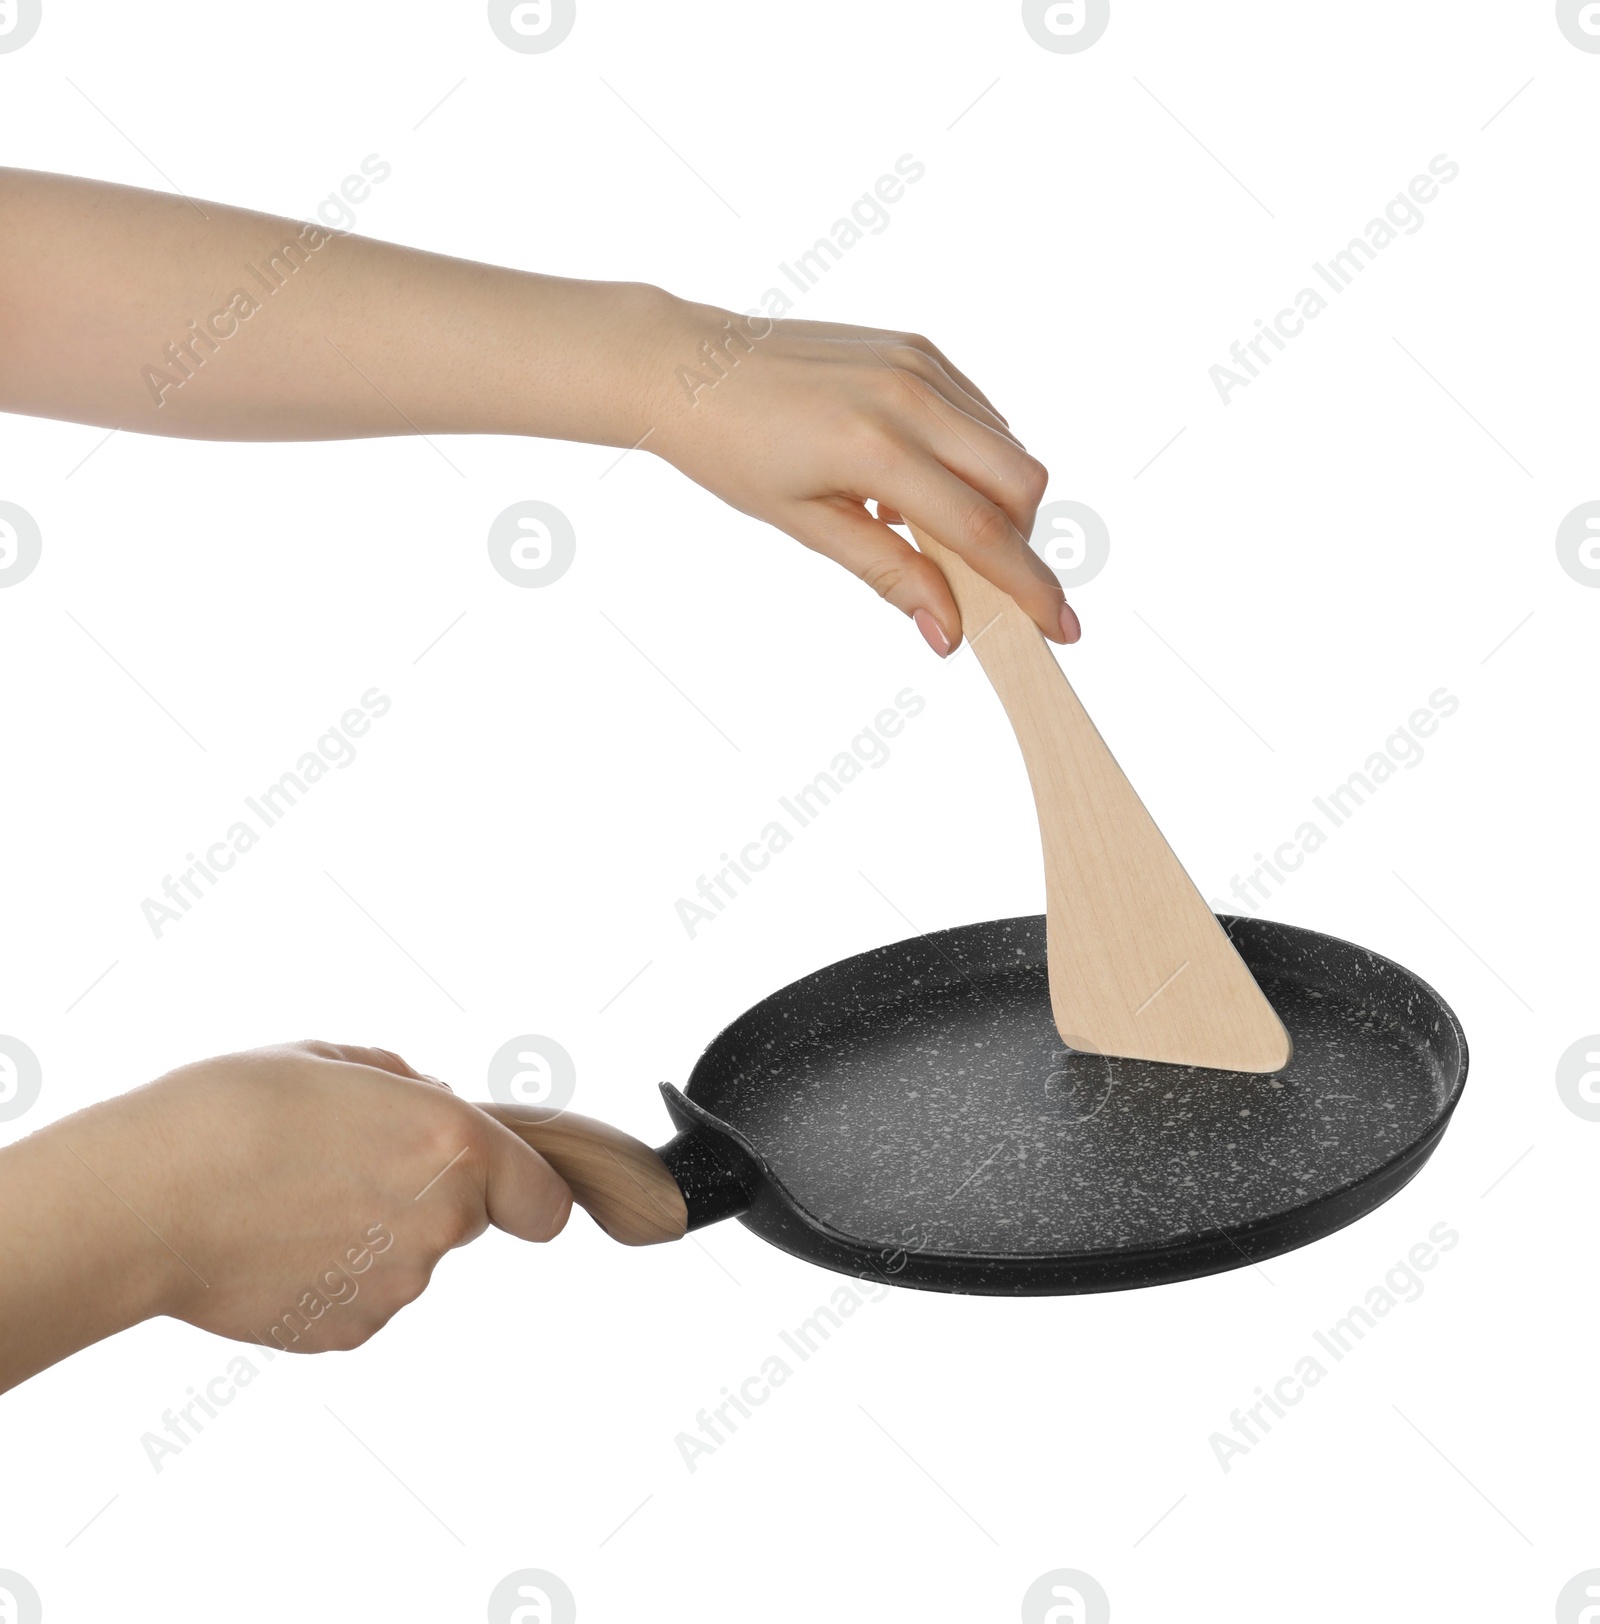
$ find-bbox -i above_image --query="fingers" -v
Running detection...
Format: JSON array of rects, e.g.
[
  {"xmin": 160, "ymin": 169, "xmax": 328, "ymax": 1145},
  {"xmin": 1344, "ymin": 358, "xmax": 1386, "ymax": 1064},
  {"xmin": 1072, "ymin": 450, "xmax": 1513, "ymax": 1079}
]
[
  {"xmin": 475, "ymin": 1114, "xmax": 574, "ymax": 1243},
  {"xmin": 800, "ymin": 331, "xmax": 1020, "ymax": 445},
  {"xmin": 791, "ymin": 497, "xmax": 962, "ymax": 653},
  {"xmin": 852, "ymin": 368, "xmax": 1074, "ymax": 645},
  {"xmin": 843, "ymin": 362, "xmax": 1067, "ymax": 646},
  {"xmin": 886, "ymin": 375, "xmax": 1051, "ymax": 539},
  {"xmin": 874, "ymin": 330, "xmax": 1006, "ymax": 422},
  {"xmin": 861, "ymin": 340, "xmax": 1018, "ymax": 444},
  {"xmin": 799, "ymin": 408, "xmax": 1066, "ymax": 648},
  {"xmin": 292, "ymin": 1040, "xmax": 453, "ymax": 1092},
  {"xmin": 778, "ymin": 322, "xmax": 1008, "ymax": 423},
  {"xmin": 285, "ymin": 1046, "xmax": 569, "ymax": 1241},
  {"xmin": 865, "ymin": 437, "xmax": 1068, "ymax": 645}
]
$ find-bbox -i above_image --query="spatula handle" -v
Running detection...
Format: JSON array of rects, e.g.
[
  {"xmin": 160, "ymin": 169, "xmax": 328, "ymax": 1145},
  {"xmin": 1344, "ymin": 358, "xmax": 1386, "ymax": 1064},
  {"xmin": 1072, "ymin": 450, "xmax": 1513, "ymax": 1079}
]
[
  {"xmin": 913, "ymin": 525, "xmax": 1069, "ymax": 718},
  {"xmin": 480, "ymin": 1103, "xmax": 688, "ymax": 1246}
]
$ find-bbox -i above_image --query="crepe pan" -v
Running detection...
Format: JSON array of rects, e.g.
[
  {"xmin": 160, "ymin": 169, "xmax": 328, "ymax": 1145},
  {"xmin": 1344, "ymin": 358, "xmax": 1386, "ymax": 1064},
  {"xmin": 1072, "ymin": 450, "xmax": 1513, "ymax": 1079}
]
[{"xmin": 494, "ymin": 910, "xmax": 1467, "ymax": 1295}]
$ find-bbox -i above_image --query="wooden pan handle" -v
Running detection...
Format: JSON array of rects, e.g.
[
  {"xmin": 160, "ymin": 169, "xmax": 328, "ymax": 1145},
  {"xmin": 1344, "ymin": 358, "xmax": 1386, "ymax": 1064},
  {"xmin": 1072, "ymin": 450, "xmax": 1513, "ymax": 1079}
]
[{"xmin": 479, "ymin": 1103, "xmax": 688, "ymax": 1246}]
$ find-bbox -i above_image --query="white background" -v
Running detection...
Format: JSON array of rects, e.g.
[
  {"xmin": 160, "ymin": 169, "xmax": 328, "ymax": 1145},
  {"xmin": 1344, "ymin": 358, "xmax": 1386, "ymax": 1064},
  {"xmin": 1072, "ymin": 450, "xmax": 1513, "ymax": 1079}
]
[{"xmin": 1, "ymin": 2, "xmax": 1595, "ymax": 1619}]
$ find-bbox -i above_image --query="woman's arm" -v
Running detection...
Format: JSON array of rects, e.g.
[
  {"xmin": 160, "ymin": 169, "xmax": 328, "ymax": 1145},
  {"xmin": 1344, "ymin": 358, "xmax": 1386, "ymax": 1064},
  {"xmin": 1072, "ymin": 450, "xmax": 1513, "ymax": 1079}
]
[{"xmin": 0, "ymin": 167, "xmax": 1076, "ymax": 653}]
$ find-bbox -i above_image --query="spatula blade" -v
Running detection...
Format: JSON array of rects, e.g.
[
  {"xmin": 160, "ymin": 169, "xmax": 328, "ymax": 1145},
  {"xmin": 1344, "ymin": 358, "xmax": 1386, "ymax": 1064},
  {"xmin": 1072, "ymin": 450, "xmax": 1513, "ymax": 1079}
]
[{"xmin": 910, "ymin": 523, "xmax": 1291, "ymax": 1074}]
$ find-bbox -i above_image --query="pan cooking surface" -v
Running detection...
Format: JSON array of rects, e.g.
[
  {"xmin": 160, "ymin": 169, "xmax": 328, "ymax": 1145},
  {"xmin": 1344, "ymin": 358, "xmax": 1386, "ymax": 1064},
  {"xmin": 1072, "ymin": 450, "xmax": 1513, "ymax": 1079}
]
[{"xmin": 687, "ymin": 916, "xmax": 1465, "ymax": 1264}]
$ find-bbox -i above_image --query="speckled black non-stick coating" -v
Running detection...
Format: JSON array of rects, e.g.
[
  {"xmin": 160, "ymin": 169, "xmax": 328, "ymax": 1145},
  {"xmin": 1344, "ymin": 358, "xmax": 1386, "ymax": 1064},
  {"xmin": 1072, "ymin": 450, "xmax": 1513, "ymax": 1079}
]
[{"xmin": 657, "ymin": 915, "xmax": 1467, "ymax": 1295}]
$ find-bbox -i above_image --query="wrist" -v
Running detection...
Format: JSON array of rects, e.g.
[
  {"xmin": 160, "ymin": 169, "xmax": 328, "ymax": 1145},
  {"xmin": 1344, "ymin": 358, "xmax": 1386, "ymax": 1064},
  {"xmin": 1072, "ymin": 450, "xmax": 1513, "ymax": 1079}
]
[
  {"xmin": 0, "ymin": 1107, "xmax": 183, "ymax": 1389},
  {"xmin": 494, "ymin": 276, "xmax": 689, "ymax": 450},
  {"xmin": 617, "ymin": 289, "xmax": 756, "ymax": 466}
]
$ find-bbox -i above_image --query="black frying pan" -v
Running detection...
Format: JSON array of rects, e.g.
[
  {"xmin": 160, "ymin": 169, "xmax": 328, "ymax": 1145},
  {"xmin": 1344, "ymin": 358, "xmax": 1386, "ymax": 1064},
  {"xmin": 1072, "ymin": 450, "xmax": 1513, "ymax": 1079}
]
[{"xmin": 499, "ymin": 913, "xmax": 1466, "ymax": 1295}]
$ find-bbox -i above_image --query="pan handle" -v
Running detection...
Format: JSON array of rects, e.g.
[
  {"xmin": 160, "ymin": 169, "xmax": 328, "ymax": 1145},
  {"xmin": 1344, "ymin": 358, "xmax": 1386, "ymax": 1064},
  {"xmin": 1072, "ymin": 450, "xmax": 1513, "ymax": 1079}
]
[{"xmin": 480, "ymin": 1103, "xmax": 689, "ymax": 1247}]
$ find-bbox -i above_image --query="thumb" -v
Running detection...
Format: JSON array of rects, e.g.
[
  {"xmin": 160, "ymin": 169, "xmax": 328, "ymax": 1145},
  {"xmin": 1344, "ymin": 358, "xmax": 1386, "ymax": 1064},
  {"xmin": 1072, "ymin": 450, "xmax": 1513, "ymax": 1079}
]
[{"xmin": 477, "ymin": 1114, "xmax": 574, "ymax": 1242}]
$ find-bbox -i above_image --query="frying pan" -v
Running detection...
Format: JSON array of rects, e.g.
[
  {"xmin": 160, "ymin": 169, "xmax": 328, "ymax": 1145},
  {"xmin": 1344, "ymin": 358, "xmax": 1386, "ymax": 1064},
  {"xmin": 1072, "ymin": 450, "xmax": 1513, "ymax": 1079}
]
[{"xmin": 493, "ymin": 911, "xmax": 1467, "ymax": 1295}]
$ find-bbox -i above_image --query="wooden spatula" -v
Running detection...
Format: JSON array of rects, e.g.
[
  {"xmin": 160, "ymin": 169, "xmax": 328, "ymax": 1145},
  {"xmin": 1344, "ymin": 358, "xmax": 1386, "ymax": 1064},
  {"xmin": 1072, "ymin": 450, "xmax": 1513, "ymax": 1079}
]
[{"xmin": 910, "ymin": 522, "xmax": 1291, "ymax": 1073}]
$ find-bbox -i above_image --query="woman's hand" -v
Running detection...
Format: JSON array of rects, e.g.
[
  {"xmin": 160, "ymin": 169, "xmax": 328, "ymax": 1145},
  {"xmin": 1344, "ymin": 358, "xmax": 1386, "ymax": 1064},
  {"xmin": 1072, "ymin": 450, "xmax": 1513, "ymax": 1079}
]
[
  {"xmin": 0, "ymin": 170, "xmax": 1075, "ymax": 654},
  {"xmin": 0, "ymin": 1041, "xmax": 572, "ymax": 1390},
  {"xmin": 642, "ymin": 297, "xmax": 1080, "ymax": 657}
]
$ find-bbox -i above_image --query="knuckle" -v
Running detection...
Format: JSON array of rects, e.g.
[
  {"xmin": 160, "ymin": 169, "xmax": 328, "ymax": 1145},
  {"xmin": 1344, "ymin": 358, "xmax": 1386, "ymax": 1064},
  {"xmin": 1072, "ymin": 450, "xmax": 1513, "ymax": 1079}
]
[
  {"xmin": 386, "ymin": 1260, "xmax": 433, "ymax": 1304},
  {"xmin": 1017, "ymin": 455, "xmax": 1049, "ymax": 503},
  {"xmin": 542, "ymin": 1186, "xmax": 574, "ymax": 1239},
  {"xmin": 965, "ymin": 502, "xmax": 1015, "ymax": 554},
  {"xmin": 861, "ymin": 366, "xmax": 911, "ymax": 407},
  {"xmin": 417, "ymin": 1108, "xmax": 485, "ymax": 1183},
  {"xmin": 857, "ymin": 556, "xmax": 910, "ymax": 603},
  {"xmin": 896, "ymin": 368, "xmax": 940, "ymax": 406},
  {"xmin": 420, "ymin": 1117, "xmax": 465, "ymax": 1166},
  {"xmin": 846, "ymin": 414, "xmax": 903, "ymax": 472},
  {"xmin": 318, "ymin": 1318, "xmax": 375, "ymax": 1354},
  {"xmin": 438, "ymin": 1200, "xmax": 486, "ymax": 1250}
]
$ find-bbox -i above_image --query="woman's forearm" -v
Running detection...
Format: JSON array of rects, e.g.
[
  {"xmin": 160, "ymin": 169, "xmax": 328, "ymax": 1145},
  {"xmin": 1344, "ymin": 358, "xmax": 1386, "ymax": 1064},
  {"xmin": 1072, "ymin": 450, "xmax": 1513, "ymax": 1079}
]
[
  {"xmin": 0, "ymin": 1107, "xmax": 176, "ymax": 1392},
  {"xmin": 0, "ymin": 166, "xmax": 665, "ymax": 446}
]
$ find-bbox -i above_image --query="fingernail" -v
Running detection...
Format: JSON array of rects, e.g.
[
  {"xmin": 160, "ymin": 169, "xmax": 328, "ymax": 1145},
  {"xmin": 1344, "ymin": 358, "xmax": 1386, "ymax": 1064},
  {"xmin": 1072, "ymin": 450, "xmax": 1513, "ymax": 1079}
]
[
  {"xmin": 1058, "ymin": 601, "xmax": 1081, "ymax": 645},
  {"xmin": 914, "ymin": 608, "xmax": 952, "ymax": 658}
]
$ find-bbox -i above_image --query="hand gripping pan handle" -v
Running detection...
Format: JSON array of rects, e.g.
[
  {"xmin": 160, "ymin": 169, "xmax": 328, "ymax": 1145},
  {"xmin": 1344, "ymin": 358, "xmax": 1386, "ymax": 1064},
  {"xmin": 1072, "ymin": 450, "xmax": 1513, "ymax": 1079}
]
[
  {"xmin": 484, "ymin": 1093, "xmax": 758, "ymax": 1245},
  {"xmin": 483, "ymin": 1103, "xmax": 690, "ymax": 1246}
]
